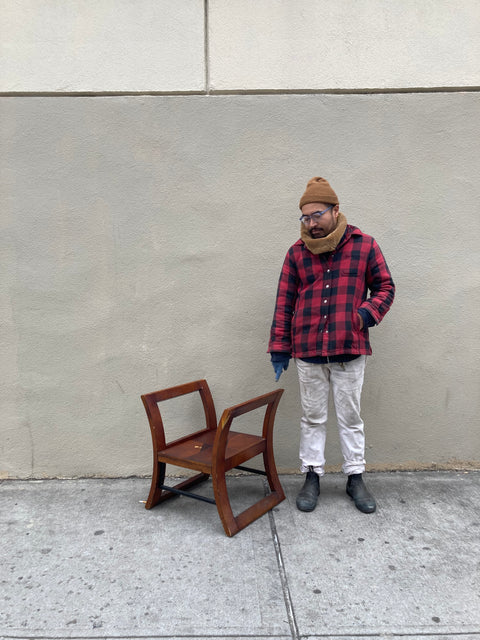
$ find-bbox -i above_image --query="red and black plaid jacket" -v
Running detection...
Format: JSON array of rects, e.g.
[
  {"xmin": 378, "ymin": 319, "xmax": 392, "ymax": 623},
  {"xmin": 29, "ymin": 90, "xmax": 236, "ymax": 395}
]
[{"xmin": 268, "ymin": 225, "xmax": 395, "ymax": 358}]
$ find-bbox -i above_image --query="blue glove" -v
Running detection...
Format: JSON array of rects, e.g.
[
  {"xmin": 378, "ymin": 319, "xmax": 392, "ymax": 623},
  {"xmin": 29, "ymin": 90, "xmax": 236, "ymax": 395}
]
[{"xmin": 270, "ymin": 353, "xmax": 291, "ymax": 381}]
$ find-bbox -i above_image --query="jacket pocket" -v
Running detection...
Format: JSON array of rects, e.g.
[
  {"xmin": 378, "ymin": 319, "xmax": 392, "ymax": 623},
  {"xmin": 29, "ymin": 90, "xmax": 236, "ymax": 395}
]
[{"xmin": 352, "ymin": 310, "xmax": 361, "ymax": 333}]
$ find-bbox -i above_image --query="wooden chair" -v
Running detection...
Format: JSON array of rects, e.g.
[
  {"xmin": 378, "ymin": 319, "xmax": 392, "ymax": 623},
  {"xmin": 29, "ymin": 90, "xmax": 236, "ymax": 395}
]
[{"xmin": 141, "ymin": 379, "xmax": 285, "ymax": 537}]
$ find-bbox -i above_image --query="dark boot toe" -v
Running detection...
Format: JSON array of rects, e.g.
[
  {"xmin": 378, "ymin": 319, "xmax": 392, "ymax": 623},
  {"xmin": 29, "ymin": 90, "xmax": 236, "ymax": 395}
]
[
  {"xmin": 346, "ymin": 474, "xmax": 376, "ymax": 514},
  {"xmin": 351, "ymin": 497, "xmax": 376, "ymax": 513}
]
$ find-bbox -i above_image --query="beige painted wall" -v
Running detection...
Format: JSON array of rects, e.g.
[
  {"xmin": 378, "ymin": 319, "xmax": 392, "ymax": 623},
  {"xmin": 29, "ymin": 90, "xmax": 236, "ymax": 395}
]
[
  {"xmin": 2, "ymin": 0, "xmax": 479, "ymax": 92},
  {"xmin": 209, "ymin": 0, "xmax": 480, "ymax": 90},
  {"xmin": 0, "ymin": 0, "xmax": 205, "ymax": 92},
  {"xmin": 1, "ymin": 1, "xmax": 479, "ymax": 478}
]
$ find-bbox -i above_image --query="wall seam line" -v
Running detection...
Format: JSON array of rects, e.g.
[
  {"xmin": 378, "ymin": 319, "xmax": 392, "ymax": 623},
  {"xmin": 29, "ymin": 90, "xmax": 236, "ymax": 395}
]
[
  {"xmin": 1, "ymin": 87, "xmax": 479, "ymax": 98},
  {"xmin": 204, "ymin": 0, "xmax": 210, "ymax": 94}
]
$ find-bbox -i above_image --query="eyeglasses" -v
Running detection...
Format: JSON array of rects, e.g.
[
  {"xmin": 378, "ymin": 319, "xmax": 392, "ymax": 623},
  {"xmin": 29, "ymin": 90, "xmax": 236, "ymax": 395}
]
[{"xmin": 299, "ymin": 205, "xmax": 333, "ymax": 225}]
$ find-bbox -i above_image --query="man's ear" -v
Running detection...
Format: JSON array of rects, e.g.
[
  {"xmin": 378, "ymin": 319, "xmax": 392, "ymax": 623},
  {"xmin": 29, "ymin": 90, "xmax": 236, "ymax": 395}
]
[{"xmin": 333, "ymin": 204, "xmax": 340, "ymax": 216}]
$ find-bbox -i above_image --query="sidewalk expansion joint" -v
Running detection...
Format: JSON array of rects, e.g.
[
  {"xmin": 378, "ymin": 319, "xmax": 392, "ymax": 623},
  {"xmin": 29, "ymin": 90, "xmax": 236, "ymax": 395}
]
[{"xmin": 265, "ymin": 479, "xmax": 300, "ymax": 640}]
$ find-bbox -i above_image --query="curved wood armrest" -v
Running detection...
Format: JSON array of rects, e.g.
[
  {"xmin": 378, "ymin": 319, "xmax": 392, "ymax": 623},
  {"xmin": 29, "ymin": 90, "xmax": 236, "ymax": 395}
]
[
  {"xmin": 141, "ymin": 379, "xmax": 217, "ymax": 454},
  {"xmin": 219, "ymin": 388, "xmax": 284, "ymax": 422},
  {"xmin": 213, "ymin": 388, "xmax": 284, "ymax": 461}
]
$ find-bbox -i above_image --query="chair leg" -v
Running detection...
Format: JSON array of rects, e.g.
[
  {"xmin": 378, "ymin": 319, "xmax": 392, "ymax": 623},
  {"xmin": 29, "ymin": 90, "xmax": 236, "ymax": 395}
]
[
  {"xmin": 145, "ymin": 461, "xmax": 167, "ymax": 509},
  {"xmin": 212, "ymin": 467, "xmax": 285, "ymax": 537},
  {"xmin": 263, "ymin": 447, "xmax": 286, "ymax": 501},
  {"xmin": 212, "ymin": 470, "xmax": 239, "ymax": 537},
  {"xmin": 145, "ymin": 460, "xmax": 210, "ymax": 509}
]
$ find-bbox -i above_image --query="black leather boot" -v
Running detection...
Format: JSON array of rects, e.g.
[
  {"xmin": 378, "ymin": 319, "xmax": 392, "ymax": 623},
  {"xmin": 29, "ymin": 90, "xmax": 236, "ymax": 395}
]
[
  {"xmin": 296, "ymin": 469, "xmax": 320, "ymax": 512},
  {"xmin": 346, "ymin": 473, "xmax": 376, "ymax": 513}
]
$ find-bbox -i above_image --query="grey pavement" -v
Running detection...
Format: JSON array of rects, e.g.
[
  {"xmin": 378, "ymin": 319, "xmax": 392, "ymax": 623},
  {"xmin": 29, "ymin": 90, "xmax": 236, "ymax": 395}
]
[{"xmin": 1, "ymin": 471, "xmax": 479, "ymax": 640}]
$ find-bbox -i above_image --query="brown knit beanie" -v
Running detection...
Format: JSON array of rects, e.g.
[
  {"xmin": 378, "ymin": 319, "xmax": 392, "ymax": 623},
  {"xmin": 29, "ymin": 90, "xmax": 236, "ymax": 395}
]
[{"xmin": 299, "ymin": 177, "xmax": 339, "ymax": 210}]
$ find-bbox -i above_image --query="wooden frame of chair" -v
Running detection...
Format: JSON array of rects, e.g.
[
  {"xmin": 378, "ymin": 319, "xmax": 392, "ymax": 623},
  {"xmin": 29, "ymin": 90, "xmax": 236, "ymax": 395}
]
[{"xmin": 141, "ymin": 379, "xmax": 285, "ymax": 537}]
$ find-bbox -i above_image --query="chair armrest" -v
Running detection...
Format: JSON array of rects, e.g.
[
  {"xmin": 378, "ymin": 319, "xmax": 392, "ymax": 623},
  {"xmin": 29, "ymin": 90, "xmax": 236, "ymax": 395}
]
[
  {"xmin": 220, "ymin": 389, "xmax": 284, "ymax": 421},
  {"xmin": 214, "ymin": 388, "xmax": 284, "ymax": 454}
]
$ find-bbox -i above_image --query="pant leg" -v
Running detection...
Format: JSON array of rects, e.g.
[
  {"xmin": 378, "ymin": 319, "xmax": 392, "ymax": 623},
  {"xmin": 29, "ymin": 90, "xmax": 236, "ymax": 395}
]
[
  {"xmin": 295, "ymin": 359, "xmax": 330, "ymax": 476},
  {"xmin": 330, "ymin": 356, "xmax": 367, "ymax": 475}
]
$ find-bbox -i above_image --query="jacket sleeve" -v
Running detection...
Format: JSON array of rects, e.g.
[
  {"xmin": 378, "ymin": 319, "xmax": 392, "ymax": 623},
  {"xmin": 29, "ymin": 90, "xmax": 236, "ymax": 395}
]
[
  {"xmin": 268, "ymin": 249, "xmax": 299, "ymax": 354},
  {"xmin": 359, "ymin": 239, "xmax": 395, "ymax": 324}
]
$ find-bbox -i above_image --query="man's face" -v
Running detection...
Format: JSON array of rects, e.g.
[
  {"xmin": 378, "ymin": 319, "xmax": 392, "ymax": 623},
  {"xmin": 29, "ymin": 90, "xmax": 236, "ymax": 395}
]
[{"xmin": 300, "ymin": 202, "xmax": 340, "ymax": 238}]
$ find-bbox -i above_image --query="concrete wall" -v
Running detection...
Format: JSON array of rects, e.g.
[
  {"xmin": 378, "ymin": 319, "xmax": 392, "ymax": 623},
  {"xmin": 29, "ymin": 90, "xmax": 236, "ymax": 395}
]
[{"xmin": 1, "ymin": 1, "xmax": 479, "ymax": 478}]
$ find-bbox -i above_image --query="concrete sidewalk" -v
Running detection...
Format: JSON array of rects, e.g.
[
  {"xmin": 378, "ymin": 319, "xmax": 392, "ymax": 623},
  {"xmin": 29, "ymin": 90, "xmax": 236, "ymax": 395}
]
[{"xmin": 1, "ymin": 471, "xmax": 479, "ymax": 640}]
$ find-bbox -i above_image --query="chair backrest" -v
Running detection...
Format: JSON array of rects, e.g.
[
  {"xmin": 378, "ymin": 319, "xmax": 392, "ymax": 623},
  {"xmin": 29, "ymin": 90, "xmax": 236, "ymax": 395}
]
[{"xmin": 141, "ymin": 379, "xmax": 217, "ymax": 452}]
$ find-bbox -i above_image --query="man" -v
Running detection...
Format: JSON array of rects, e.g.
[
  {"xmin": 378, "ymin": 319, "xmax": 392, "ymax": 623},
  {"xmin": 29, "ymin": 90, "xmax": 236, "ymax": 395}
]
[{"xmin": 268, "ymin": 177, "xmax": 395, "ymax": 514}]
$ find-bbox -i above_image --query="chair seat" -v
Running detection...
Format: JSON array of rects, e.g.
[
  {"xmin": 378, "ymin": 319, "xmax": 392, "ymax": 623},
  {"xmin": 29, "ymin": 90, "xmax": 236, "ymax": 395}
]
[{"xmin": 158, "ymin": 430, "xmax": 266, "ymax": 474}]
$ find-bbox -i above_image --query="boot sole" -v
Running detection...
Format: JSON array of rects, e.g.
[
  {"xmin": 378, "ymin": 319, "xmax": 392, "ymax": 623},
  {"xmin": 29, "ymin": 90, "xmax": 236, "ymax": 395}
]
[{"xmin": 296, "ymin": 501, "xmax": 318, "ymax": 512}]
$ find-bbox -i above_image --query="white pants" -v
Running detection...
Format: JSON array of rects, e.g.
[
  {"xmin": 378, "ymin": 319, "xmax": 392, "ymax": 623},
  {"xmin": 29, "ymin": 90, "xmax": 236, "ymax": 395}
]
[{"xmin": 296, "ymin": 356, "xmax": 367, "ymax": 476}]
